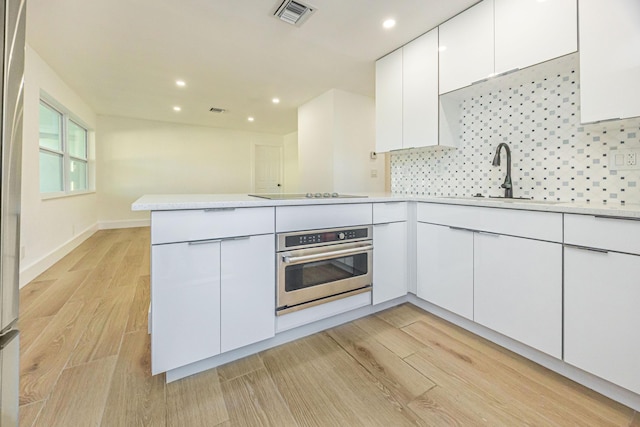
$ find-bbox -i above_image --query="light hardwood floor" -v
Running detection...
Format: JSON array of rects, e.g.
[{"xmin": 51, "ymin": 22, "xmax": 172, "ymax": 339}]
[{"xmin": 18, "ymin": 227, "xmax": 639, "ymax": 426}]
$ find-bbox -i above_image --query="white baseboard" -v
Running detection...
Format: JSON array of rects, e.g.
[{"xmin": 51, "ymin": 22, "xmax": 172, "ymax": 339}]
[
  {"xmin": 98, "ymin": 219, "xmax": 150, "ymax": 230},
  {"xmin": 19, "ymin": 223, "xmax": 98, "ymax": 288}
]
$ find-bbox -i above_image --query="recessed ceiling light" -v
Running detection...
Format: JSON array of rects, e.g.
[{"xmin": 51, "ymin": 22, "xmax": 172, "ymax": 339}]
[
  {"xmin": 272, "ymin": 98, "xmax": 280, "ymax": 104},
  {"xmin": 176, "ymin": 80, "xmax": 186, "ymax": 87},
  {"xmin": 382, "ymin": 19, "xmax": 396, "ymax": 29},
  {"xmin": 173, "ymin": 106, "xmax": 181, "ymax": 112},
  {"xmin": 248, "ymin": 117, "xmax": 255, "ymax": 122},
  {"xmin": 438, "ymin": 46, "xmax": 447, "ymax": 52}
]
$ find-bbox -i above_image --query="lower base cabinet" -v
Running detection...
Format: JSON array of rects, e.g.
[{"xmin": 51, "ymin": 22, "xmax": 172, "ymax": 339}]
[
  {"xmin": 221, "ymin": 234, "xmax": 275, "ymax": 353},
  {"xmin": 564, "ymin": 246, "xmax": 640, "ymax": 394},
  {"xmin": 474, "ymin": 234, "xmax": 562, "ymax": 359},
  {"xmin": 151, "ymin": 240, "xmax": 221, "ymax": 374},
  {"xmin": 373, "ymin": 222, "xmax": 408, "ymax": 304},
  {"xmin": 151, "ymin": 234, "xmax": 275, "ymax": 374},
  {"xmin": 417, "ymin": 222, "xmax": 473, "ymax": 320}
]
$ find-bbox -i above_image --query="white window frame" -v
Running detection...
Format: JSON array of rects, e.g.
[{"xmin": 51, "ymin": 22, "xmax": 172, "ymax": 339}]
[{"xmin": 39, "ymin": 98, "xmax": 93, "ymax": 199}]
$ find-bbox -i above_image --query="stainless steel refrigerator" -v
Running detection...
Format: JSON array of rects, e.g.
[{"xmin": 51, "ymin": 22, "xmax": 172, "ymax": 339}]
[{"xmin": 0, "ymin": 0, "xmax": 25, "ymax": 425}]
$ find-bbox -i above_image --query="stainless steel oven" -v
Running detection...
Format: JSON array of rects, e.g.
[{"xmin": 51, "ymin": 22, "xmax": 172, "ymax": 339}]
[{"xmin": 276, "ymin": 226, "xmax": 373, "ymax": 315}]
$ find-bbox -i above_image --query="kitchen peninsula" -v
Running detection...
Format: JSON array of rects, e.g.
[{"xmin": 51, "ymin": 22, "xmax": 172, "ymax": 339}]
[{"xmin": 133, "ymin": 193, "xmax": 640, "ymax": 412}]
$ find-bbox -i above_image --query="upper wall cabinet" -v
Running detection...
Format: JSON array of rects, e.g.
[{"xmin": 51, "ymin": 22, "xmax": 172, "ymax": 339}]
[
  {"xmin": 494, "ymin": 0, "xmax": 577, "ymax": 74},
  {"xmin": 402, "ymin": 29, "xmax": 440, "ymax": 150},
  {"xmin": 439, "ymin": 0, "xmax": 494, "ymax": 95},
  {"xmin": 375, "ymin": 48, "xmax": 403, "ymax": 153},
  {"xmin": 376, "ymin": 29, "xmax": 441, "ymax": 153},
  {"xmin": 439, "ymin": 0, "xmax": 577, "ymax": 94},
  {"xmin": 579, "ymin": 0, "xmax": 640, "ymax": 123}
]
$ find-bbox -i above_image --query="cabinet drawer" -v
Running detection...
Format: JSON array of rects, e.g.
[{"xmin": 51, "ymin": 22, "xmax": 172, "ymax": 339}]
[
  {"xmin": 417, "ymin": 203, "xmax": 562, "ymax": 242},
  {"xmin": 276, "ymin": 203, "xmax": 372, "ymax": 232},
  {"xmin": 564, "ymin": 214, "xmax": 640, "ymax": 255},
  {"xmin": 373, "ymin": 202, "xmax": 407, "ymax": 224},
  {"xmin": 151, "ymin": 207, "xmax": 274, "ymax": 244}
]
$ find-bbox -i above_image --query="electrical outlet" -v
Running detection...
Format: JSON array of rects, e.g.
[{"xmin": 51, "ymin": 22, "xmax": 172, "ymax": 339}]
[{"xmin": 609, "ymin": 149, "xmax": 640, "ymax": 171}]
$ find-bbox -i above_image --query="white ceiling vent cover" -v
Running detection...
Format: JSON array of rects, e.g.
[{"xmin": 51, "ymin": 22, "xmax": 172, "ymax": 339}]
[{"xmin": 274, "ymin": 0, "xmax": 315, "ymax": 26}]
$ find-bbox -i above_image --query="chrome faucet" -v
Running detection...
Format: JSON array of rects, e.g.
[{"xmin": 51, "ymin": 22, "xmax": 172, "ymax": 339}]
[{"xmin": 492, "ymin": 143, "xmax": 513, "ymax": 198}]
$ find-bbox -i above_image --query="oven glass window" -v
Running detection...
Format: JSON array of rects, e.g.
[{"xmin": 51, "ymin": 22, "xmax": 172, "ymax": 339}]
[{"xmin": 285, "ymin": 253, "xmax": 368, "ymax": 292}]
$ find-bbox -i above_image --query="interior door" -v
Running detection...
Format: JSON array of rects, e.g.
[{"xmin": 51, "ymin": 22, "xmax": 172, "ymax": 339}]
[{"xmin": 254, "ymin": 145, "xmax": 282, "ymax": 194}]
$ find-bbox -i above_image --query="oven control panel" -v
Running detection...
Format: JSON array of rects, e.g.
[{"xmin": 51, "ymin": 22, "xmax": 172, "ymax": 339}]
[{"xmin": 283, "ymin": 227, "xmax": 369, "ymax": 249}]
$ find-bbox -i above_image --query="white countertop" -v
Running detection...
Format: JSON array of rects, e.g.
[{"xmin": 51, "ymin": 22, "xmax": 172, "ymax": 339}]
[{"xmin": 131, "ymin": 193, "xmax": 640, "ymax": 219}]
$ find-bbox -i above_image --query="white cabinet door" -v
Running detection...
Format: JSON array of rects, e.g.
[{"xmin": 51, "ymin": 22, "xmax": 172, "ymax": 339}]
[
  {"xmin": 375, "ymin": 49, "xmax": 403, "ymax": 152},
  {"xmin": 564, "ymin": 247, "xmax": 640, "ymax": 395},
  {"xmin": 494, "ymin": 0, "xmax": 577, "ymax": 74},
  {"xmin": 416, "ymin": 223, "xmax": 474, "ymax": 320},
  {"xmin": 373, "ymin": 222, "xmax": 407, "ymax": 304},
  {"xmin": 439, "ymin": 0, "xmax": 494, "ymax": 94},
  {"xmin": 474, "ymin": 234, "xmax": 562, "ymax": 358},
  {"xmin": 579, "ymin": 0, "xmax": 640, "ymax": 123},
  {"xmin": 403, "ymin": 29, "xmax": 439, "ymax": 149},
  {"xmin": 151, "ymin": 241, "xmax": 221, "ymax": 374},
  {"xmin": 220, "ymin": 234, "xmax": 275, "ymax": 353}
]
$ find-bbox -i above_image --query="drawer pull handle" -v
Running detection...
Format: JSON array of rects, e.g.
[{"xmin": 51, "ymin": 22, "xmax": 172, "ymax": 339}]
[
  {"xmin": 188, "ymin": 239, "xmax": 222, "ymax": 246},
  {"xmin": 448, "ymin": 226, "xmax": 474, "ymax": 233},
  {"xmin": 222, "ymin": 236, "xmax": 251, "ymax": 242},
  {"xmin": 204, "ymin": 207, "xmax": 236, "ymax": 212},
  {"xmin": 594, "ymin": 215, "xmax": 640, "ymax": 222},
  {"xmin": 475, "ymin": 230, "xmax": 500, "ymax": 237},
  {"xmin": 565, "ymin": 244, "xmax": 609, "ymax": 254}
]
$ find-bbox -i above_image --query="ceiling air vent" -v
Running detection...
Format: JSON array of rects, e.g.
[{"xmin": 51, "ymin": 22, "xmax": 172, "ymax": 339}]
[
  {"xmin": 209, "ymin": 107, "xmax": 226, "ymax": 114},
  {"xmin": 274, "ymin": 0, "xmax": 315, "ymax": 26}
]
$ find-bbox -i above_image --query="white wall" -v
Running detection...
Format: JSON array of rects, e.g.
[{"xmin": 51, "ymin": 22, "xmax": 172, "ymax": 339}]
[
  {"xmin": 96, "ymin": 116, "xmax": 284, "ymax": 226},
  {"xmin": 333, "ymin": 90, "xmax": 385, "ymax": 193},
  {"xmin": 298, "ymin": 89, "xmax": 385, "ymax": 193},
  {"xmin": 21, "ymin": 46, "xmax": 99, "ymax": 287},
  {"xmin": 298, "ymin": 91, "xmax": 334, "ymax": 192},
  {"xmin": 283, "ymin": 131, "xmax": 299, "ymax": 193}
]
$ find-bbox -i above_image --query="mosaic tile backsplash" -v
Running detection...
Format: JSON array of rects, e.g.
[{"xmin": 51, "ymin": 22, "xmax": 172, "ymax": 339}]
[{"xmin": 390, "ymin": 53, "xmax": 640, "ymax": 204}]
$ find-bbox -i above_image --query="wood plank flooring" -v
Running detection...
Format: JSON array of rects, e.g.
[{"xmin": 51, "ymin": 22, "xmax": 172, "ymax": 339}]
[{"xmin": 18, "ymin": 227, "xmax": 639, "ymax": 426}]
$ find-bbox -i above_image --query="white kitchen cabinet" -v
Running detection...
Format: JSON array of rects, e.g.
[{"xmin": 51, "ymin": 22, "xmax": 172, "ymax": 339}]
[
  {"xmin": 221, "ymin": 234, "xmax": 275, "ymax": 353},
  {"xmin": 373, "ymin": 221, "xmax": 407, "ymax": 304},
  {"xmin": 151, "ymin": 206, "xmax": 276, "ymax": 374},
  {"xmin": 417, "ymin": 222, "xmax": 473, "ymax": 320},
  {"xmin": 415, "ymin": 202, "xmax": 562, "ymax": 358},
  {"xmin": 151, "ymin": 240, "xmax": 222, "ymax": 374},
  {"xmin": 376, "ymin": 28, "xmax": 446, "ymax": 152},
  {"xmin": 151, "ymin": 234, "xmax": 276, "ymax": 373},
  {"xmin": 276, "ymin": 203, "xmax": 372, "ymax": 232},
  {"xmin": 375, "ymin": 48, "xmax": 403, "ymax": 152},
  {"xmin": 403, "ymin": 29, "xmax": 439, "ymax": 149},
  {"xmin": 439, "ymin": 0, "xmax": 577, "ymax": 94},
  {"xmin": 439, "ymin": 0, "xmax": 494, "ymax": 94},
  {"xmin": 474, "ymin": 233, "xmax": 562, "ymax": 358},
  {"xmin": 564, "ymin": 246, "xmax": 640, "ymax": 395},
  {"xmin": 151, "ymin": 207, "xmax": 274, "ymax": 245},
  {"xmin": 579, "ymin": 0, "xmax": 640, "ymax": 123},
  {"xmin": 494, "ymin": 0, "xmax": 577, "ymax": 75}
]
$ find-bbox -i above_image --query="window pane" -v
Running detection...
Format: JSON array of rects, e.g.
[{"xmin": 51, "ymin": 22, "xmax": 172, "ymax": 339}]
[
  {"xmin": 39, "ymin": 150, "xmax": 63, "ymax": 193},
  {"xmin": 70, "ymin": 159, "xmax": 88, "ymax": 191},
  {"xmin": 68, "ymin": 120, "xmax": 87, "ymax": 159},
  {"xmin": 39, "ymin": 102, "xmax": 62, "ymax": 151}
]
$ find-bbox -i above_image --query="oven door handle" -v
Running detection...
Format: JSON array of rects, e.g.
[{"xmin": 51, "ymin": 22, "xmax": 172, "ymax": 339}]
[{"xmin": 282, "ymin": 245, "xmax": 373, "ymax": 264}]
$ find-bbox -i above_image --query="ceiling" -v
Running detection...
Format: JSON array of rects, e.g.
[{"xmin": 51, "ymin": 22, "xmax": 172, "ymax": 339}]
[{"xmin": 27, "ymin": 0, "xmax": 478, "ymax": 135}]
